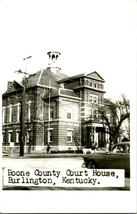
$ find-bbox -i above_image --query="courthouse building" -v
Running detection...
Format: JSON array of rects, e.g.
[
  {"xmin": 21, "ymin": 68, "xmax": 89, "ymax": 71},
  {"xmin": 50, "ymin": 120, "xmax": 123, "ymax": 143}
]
[{"xmin": 2, "ymin": 51, "xmax": 107, "ymax": 151}]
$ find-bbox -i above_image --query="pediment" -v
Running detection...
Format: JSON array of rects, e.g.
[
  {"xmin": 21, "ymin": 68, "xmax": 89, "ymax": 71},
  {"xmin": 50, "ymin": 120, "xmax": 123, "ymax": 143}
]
[
  {"xmin": 6, "ymin": 80, "xmax": 23, "ymax": 93},
  {"xmin": 86, "ymin": 71, "xmax": 105, "ymax": 82}
]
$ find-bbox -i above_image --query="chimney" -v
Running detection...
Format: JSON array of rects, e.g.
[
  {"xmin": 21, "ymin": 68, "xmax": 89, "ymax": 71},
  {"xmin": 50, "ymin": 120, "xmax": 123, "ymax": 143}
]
[{"xmin": 47, "ymin": 51, "xmax": 61, "ymax": 76}]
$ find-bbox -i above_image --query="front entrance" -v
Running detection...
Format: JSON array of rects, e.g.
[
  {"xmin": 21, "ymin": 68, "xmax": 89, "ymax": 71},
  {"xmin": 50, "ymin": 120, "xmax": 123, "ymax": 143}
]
[
  {"xmin": 96, "ymin": 127, "xmax": 105, "ymax": 147},
  {"xmin": 86, "ymin": 126, "xmax": 106, "ymax": 148},
  {"xmin": 86, "ymin": 126, "xmax": 94, "ymax": 148}
]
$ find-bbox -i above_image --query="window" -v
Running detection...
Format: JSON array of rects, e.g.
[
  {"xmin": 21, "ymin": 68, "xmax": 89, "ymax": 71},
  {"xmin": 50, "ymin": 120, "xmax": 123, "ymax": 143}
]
[
  {"xmin": 90, "ymin": 109, "xmax": 93, "ymax": 118},
  {"xmin": 94, "ymin": 109, "xmax": 98, "ymax": 119},
  {"xmin": 90, "ymin": 94, "xmax": 98, "ymax": 104},
  {"xmin": 2, "ymin": 107, "xmax": 6, "ymax": 124},
  {"xmin": 48, "ymin": 129, "xmax": 53, "ymax": 142},
  {"xmin": 16, "ymin": 131, "xmax": 20, "ymax": 143},
  {"xmin": 127, "ymin": 145, "xmax": 130, "ymax": 153},
  {"xmin": 26, "ymin": 130, "xmax": 31, "ymax": 143},
  {"xmin": 8, "ymin": 131, "xmax": 13, "ymax": 142},
  {"xmin": 93, "ymin": 96, "xmax": 98, "ymax": 103},
  {"xmin": 67, "ymin": 108, "xmax": 72, "ymax": 119},
  {"xmin": 27, "ymin": 100, "xmax": 32, "ymax": 122},
  {"xmin": 101, "ymin": 84, "xmax": 104, "ymax": 89},
  {"xmin": 106, "ymin": 113, "xmax": 110, "ymax": 122},
  {"xmin": 89, "ymin": 94, "xmax": 93, "ymax": 102},
  {"xmin": 50, "ymin": 107, "xmax": 54, "ymax": 119},
  {"xmin": 67, "ymin": 112, "xmax": 71, "ymax": 119},
  {"xmin": 2, "ymin": 132, "xmax": 5, "ymax": 144},
  {"xmin": 8, "ymin": 105, "xmax": 12, "ymax": 123},
  {"xmin": 17, "ymin": 103, "xmax": 21, "ymax": 122},
  {"xmin": 67, "ymin": 130, "xmax": 72, "ymax": 142}
]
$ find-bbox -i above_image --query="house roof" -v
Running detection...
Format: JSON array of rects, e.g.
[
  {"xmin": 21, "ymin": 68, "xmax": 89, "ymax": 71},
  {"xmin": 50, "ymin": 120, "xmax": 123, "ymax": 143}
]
[
  {"xmin": 3, "ymin": 80, "xmax": 23, "ymax": 95},
  {"xmin": 104, "ymin": 98, "xmax": 114, "ymax": 106},
  {"xmin": 3, "ymin": 69, "xmax": 68, "ymax": 95},
  {"xmin": 26, "ymin": 69, "xmax": 68, "ymax": 88},
  {"xmin": 58, "ymin": 71, "xmax": 105, "ymax": 83}
]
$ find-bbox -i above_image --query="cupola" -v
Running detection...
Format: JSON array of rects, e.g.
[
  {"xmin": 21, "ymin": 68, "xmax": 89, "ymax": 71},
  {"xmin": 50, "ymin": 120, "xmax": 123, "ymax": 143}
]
[{"xmin": 47, "ymin": 51, "xmax": 61, "ymax": 75}]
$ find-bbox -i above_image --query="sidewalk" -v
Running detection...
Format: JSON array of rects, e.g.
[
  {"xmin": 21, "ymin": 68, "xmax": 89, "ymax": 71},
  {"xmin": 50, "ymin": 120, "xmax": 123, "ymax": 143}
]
[{"xmin": 2, "ymin": 150, "xmax": 84, "ymax": 159}]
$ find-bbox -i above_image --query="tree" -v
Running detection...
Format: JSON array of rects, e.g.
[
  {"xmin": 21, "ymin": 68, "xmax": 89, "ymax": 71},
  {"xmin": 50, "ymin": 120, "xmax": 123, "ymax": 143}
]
[
  {"xmin": 73, "ymin": 128, "xmax": 81, "ymax": 150},
  {"xmin": 98, "ymin": 94, "xmax": 130, "ymax": 150}
]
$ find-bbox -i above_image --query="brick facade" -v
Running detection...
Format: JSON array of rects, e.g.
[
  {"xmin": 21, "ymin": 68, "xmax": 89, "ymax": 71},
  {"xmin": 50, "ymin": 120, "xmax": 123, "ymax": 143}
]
[{"xmin": 2, "ymin": 52, "xmax": 107, "ymax": 152}]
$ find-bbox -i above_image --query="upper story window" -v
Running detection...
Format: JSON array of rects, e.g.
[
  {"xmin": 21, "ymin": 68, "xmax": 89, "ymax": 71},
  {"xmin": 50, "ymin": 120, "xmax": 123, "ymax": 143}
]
[
  {"xmin": 89, "ymin": 94, "xmax": 93, "ymax": 102},
  {"xmin": 99, "ymin": 83, "xmax": 104, "ymax": 90},
  {"xmin": 2, "ymin": 107, "xmax": 6, "ymax": 124},
  {"xmin": 67, "ymin": 112, "xmax": 71, "ymax": 119},
  {"xmin": 94, "ymin": 83, "xmax": 97, "ymax": 88},
  {"xmin": 93, "ymin": 96, "xmax": 98, "ymax": 103},
  {"xmin": 90, "ymin": 94, "xmax": 98, "ymax": 104},
  {"xmin": 67, "ymin": 108, "xmax": 72, "ymax": 119},
  {"xmin": 17, "ymin": 103, "xmax": 21, "ymax": 122},
  {"xmin": 2, "ymin": 132, "xmax": 5, "ymax": 144},
  {"xmin": 90, "ymin": 82, "xmax": 93, "ymax": 87},
  {"xmin": 50, "ymin": 106, "xmax": 54, "ymax": 119},
  {"xmin": 26, "ymin": 100, "xmax": 33, "ymax": 122},
  {"xmin": 8, "ymin": 105, "xmax": 13, "ymax": 123}
]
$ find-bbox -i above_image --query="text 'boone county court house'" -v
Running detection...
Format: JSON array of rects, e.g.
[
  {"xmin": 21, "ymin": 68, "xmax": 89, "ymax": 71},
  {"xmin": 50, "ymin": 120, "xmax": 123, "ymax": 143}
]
[{"xmin": 2, "ymin": 51, "xmax": 111, "ymax": 152}]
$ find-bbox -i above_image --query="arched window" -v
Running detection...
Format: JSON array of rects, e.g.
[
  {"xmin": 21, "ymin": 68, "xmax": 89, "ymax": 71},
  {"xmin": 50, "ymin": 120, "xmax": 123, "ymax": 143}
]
[{"xmin": 52, "ymin": 54, "xmax": 55, "ymax": 60}]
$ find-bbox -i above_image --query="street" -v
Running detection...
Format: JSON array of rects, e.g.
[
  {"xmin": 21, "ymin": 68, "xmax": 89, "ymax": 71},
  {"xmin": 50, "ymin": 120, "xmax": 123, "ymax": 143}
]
[
  {"xmin": 2, "ymin": 155, "xmax": 130, "ymax": 190},
  {"xmin": 2, "ymin": 156, "xmax": 83, "ymax": 169}
]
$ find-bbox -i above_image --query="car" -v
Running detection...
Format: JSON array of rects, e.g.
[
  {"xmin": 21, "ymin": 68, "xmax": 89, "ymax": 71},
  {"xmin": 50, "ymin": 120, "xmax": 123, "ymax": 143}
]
[{"xmin": 82, "ymin": 142, "xmax": 130, "ymax": 177}]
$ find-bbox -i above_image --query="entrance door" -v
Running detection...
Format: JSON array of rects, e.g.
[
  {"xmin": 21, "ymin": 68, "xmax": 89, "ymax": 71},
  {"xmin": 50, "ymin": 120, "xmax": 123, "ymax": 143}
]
[{"xmin": 97, "ymin": 128, "xmax": 105, "ymax": 147}]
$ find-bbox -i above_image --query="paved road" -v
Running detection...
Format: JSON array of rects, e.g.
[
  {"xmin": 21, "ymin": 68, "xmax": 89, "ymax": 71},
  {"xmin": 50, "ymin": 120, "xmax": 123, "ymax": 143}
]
[
  {"xmin": 2, "ymin": 155, "xmax": 83, "ymax": 168},
  {"xmin": 2, "ymin": 156, "xmax": 130, "ymax": 190}
]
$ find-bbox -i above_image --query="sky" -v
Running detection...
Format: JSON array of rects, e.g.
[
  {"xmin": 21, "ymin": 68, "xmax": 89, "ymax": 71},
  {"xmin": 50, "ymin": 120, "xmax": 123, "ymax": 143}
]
[{"xmin": 0, "ymin": 0, "xmax": 136, "ymax": 100}]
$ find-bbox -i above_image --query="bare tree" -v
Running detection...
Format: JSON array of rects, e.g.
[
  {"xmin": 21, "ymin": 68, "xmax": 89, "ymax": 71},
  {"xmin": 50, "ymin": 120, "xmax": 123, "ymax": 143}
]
[
  {"xmin": 98, "ymin": 94, "xmax": 130, "ymax": 150},
  {"xmin": 73, "ymin": 128, "xmax": 81, "ymax": 150}
]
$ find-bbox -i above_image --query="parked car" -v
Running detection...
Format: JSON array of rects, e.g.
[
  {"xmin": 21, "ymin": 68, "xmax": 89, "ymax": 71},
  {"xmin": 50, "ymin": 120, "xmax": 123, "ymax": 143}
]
[{"xmin": 82, "ymin": 142, "xmax": 130, "ymax": 177}]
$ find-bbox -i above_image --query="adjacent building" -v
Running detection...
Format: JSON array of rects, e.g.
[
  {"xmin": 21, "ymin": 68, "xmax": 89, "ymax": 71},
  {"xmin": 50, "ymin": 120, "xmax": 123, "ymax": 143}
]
[{"xmin": 2, "ymin": 51, "xmax": 107, "ymax": 152}]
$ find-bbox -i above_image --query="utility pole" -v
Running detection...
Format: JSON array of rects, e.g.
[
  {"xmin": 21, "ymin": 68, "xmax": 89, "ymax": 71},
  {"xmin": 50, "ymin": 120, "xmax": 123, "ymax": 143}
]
[
  {"xmin": 20, "ymin": 78, "xmax": 26, "ymax": 156},
  {"xmin": 47, "ymin": 80, "xmax": 51, "ymax": 154},
  {"xmin": 15, "ymin": 55, "xmax": 32, "ymax": 156}
]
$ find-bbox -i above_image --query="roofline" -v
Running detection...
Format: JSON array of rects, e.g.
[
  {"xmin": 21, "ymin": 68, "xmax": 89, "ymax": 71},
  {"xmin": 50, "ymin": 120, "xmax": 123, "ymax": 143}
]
[
  {"xmin": 59, "ymin": 94, "xmax": 81, "ymax": 100},
  {"xmin": 74, "ymin": 85, "xmax": 106, "ymax": 93},
  {"xmin": 58, "ymin": 71, "xmax": 105, "ymax": 83},
  {"xmin": 58, "ymin": 88, "xmax": 81, "ymax": 100},
  {"xmin": 36, "ymin": 83, "xmax": 55, "ymax": 89},
  {"xmin": 58, "ymin": 72, "xmax": 85, "ymax": 82},
  {"xmin": 47, "ymin": 51, "xmax": 61, "ymax": 55},
  {"xmin": 37, "ymin": 69, "xmax": 44, "ymax": 85},
  {"xmin": 43, "ymin": 93, "xmax": 81, "ymax": 101}
]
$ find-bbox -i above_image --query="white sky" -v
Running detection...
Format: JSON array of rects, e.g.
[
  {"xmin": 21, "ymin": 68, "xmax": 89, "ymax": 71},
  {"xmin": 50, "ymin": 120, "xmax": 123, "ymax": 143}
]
[{"xmin": 0, "ymin": 0, "xmax": 136, "ymax": 100}]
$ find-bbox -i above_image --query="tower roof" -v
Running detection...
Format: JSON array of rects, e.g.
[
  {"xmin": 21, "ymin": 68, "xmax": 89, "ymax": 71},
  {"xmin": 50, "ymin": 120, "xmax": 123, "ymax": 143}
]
[{"xmin": 26, "ymin": 68, "xmax": 68, "ymax": 88}]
